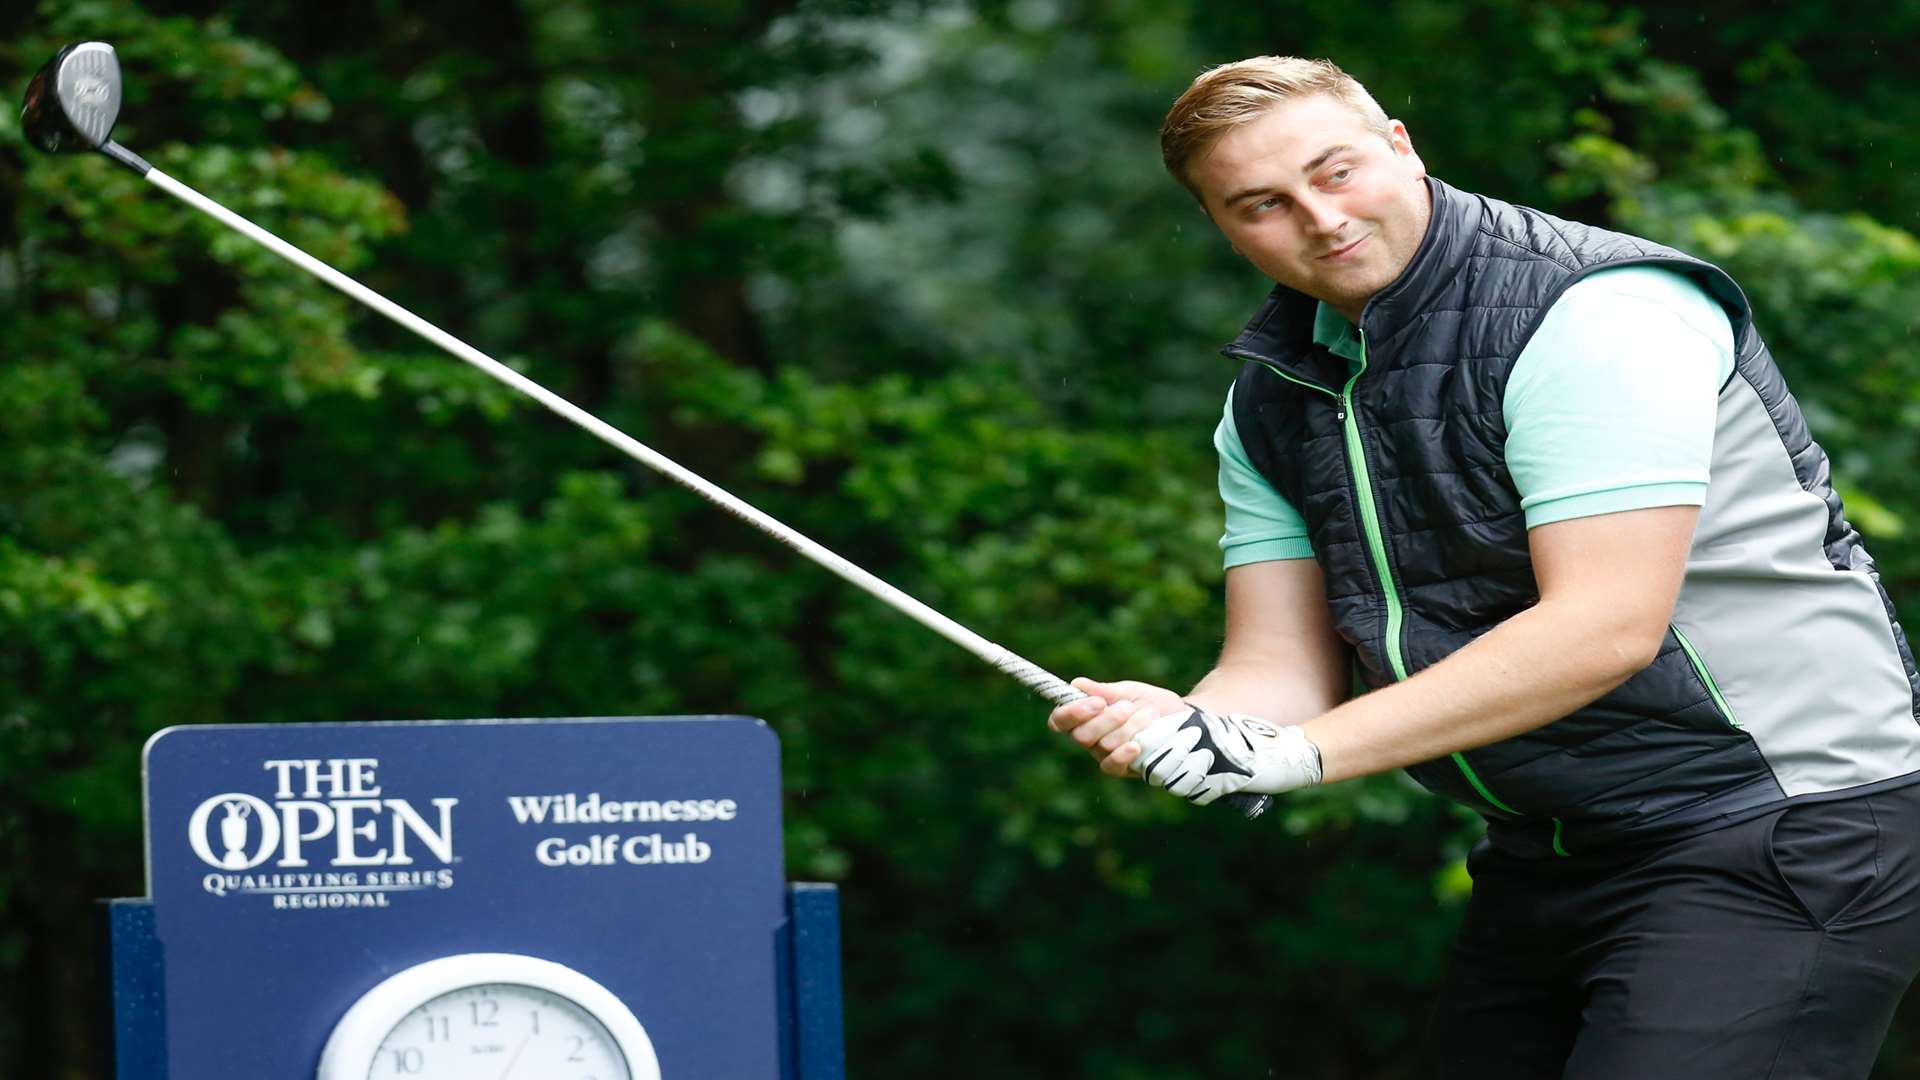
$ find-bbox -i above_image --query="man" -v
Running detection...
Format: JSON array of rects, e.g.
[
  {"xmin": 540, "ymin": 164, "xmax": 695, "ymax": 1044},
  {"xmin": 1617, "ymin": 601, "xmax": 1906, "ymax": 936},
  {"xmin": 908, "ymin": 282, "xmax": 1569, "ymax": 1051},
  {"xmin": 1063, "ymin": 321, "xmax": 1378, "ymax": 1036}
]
[{"xmin": 1047, "ymin": 56, "xmax": 1920, "ymax": 1077}]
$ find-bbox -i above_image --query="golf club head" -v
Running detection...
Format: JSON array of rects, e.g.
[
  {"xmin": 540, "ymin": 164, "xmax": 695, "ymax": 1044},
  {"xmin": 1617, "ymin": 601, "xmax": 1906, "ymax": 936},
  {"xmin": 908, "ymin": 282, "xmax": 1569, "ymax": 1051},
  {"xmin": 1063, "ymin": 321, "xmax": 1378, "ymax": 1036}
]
[{"xmin": 22, "ymin": 42, "xmax": 123, "ymax": 154}]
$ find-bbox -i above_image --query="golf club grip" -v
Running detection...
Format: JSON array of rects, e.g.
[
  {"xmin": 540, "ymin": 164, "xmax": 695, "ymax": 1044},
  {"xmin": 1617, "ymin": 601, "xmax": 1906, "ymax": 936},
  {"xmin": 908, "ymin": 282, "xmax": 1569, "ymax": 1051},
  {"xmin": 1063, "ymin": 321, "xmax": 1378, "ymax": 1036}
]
[
  {"xmin": 993, "ymin": 652, "xmax": 1270, "ymax": 820},
  {"xmin": 138, "ymin": 167, "xmax": 1269, "ymax": 822}
]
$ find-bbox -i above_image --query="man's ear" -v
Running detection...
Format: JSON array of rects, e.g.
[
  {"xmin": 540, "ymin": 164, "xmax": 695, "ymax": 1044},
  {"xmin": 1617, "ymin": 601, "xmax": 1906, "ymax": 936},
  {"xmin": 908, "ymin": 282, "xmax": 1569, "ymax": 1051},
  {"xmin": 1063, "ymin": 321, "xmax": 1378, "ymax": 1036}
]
[{"xmin": 1388, "ymin": 118, "xmax": 1427, "ymax": 176}]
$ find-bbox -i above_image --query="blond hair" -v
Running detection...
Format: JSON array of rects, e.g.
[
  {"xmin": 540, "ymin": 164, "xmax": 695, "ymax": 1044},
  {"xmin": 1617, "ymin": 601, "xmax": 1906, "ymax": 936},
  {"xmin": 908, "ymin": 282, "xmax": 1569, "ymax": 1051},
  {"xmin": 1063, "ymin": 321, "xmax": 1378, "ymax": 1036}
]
[{"xmin": 1161, "ymin": 57, "xmax": 1393, "ymax": 199}]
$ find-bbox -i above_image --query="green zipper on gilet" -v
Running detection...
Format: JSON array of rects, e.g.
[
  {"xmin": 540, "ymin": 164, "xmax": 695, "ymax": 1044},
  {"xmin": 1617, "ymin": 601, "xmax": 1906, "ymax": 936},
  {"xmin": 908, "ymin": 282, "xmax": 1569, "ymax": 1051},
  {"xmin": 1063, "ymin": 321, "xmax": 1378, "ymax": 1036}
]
[
  {"xmin": 1671, "ymin": 625, "xmax": 1740, "ymax": 727},
  {"xmin": 1255, "ymin": 329, "xmax": 1528, "ymax": 827}
]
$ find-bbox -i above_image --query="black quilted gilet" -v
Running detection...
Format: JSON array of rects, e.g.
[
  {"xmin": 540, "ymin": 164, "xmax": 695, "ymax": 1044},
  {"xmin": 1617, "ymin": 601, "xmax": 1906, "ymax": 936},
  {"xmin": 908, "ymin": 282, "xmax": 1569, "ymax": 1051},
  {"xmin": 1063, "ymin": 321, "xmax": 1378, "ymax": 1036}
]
[{"xmin": 1227, "ymin": 178, "xmax": 1799, "ymax": 857}]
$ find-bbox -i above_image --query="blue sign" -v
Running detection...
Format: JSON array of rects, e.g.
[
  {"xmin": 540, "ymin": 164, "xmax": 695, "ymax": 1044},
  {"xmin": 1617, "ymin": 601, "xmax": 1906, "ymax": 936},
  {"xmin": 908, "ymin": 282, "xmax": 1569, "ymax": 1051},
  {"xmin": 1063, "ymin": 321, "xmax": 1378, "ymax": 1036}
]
[{"xmin": 143, "ymin": 716, "xmax": 785, "ymax": 1077}]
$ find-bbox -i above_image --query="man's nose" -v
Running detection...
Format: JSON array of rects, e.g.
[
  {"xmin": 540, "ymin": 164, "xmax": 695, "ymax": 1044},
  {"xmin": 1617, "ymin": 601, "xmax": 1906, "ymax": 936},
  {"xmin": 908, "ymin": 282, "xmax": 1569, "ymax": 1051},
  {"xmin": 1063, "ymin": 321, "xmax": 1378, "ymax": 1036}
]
[{"xmin": 1298, "ymin": 193, "xmax": 1347, "ymax": 237}]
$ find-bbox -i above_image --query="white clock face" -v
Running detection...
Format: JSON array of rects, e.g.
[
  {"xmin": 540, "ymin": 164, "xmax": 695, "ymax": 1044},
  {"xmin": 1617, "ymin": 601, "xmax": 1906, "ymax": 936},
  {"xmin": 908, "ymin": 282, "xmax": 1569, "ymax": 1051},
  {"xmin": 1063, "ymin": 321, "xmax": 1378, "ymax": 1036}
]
[
  {"xmin": 319, "ymin": 954, "xmax": 659, "ymax": 1080},
  {"xmin": 369, "ymin": 984, "xmax": 631, "ymax": 1080}
]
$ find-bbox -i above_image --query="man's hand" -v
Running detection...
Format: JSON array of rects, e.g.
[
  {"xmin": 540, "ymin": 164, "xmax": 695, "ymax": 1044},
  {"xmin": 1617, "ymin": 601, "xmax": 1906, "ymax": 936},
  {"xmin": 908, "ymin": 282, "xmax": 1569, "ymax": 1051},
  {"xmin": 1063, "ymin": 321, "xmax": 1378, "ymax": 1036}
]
[
  {"xmin": 1047, "ymin": 677, "xmax": 1187, "ymax": 777},
  {"xmin": 1047, "ymin": 678, "xmax": 1324, "ymax": 804},
  {"xmin": 1132, "ymin": 706, "xmax": 1323, "ymax": 805}
]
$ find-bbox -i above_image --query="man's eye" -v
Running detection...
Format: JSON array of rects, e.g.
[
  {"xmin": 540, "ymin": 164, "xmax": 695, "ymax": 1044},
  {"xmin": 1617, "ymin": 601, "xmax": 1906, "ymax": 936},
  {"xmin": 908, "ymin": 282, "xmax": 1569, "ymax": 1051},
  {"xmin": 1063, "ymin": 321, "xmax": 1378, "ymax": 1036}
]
[
  {"xmin": 1326, "ymin": 168, "xmax": 1353, "ymax": 184},
  {"xmin": 1255, "ymin": 197, "xmax": 1282, "ymax": 211}
]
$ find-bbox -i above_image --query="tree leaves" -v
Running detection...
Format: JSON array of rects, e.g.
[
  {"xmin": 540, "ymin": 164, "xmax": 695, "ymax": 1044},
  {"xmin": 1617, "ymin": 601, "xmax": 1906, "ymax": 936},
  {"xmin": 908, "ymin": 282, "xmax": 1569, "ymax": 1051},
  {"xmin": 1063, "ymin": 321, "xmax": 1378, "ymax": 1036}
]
[{"xmin": 3, "ymin": 1, "xmax": 1916, "ymax": 1075}]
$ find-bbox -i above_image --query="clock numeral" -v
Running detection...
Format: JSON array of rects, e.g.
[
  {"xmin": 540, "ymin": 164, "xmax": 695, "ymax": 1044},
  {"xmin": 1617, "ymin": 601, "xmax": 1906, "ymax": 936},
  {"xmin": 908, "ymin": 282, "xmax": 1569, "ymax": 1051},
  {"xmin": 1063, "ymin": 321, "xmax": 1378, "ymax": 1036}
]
[
  {"xmin": 567, "ymin": 1035, "xmax": 586, "ymax": 1062},
  {"xmin": 530, "ymin": 1010, "xmax": 540, "ymax": 1035},
  {"xmin": 423, "ymin": 1015, "xmax": 450, "ymax": 1042},
  {"xmin": 469, "ymin": 998, "xmax": 501, "ymax": 1027},
  {"xmin": 389, "ymin": 1047, "xmax": 424, "ymax": 1074}
]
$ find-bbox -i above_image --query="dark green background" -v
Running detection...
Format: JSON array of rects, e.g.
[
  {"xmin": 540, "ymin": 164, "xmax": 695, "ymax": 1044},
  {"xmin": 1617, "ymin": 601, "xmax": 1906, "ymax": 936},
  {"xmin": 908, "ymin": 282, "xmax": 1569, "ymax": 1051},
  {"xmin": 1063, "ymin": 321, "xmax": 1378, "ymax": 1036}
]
[{"xmin": 4, "ymin": 1, "xmax": 1917, "ymax": 1075}]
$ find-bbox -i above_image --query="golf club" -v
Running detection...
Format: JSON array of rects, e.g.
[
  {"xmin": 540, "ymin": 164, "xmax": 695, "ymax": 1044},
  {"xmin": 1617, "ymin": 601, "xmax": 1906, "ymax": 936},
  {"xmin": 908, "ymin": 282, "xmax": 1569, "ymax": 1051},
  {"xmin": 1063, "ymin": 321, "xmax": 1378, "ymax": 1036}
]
[{"xmin": 22, "ymin": 41, "xmax": 1270, "ymax": 819}]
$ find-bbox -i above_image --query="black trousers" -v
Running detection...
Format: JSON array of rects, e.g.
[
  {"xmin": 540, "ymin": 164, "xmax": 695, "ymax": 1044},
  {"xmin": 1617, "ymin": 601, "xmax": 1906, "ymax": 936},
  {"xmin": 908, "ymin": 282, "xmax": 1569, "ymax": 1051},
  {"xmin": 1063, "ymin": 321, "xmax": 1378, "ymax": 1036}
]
[{"xmin": 1430, "ymin": 782, "xmax": 1920, "ymax": 1079}]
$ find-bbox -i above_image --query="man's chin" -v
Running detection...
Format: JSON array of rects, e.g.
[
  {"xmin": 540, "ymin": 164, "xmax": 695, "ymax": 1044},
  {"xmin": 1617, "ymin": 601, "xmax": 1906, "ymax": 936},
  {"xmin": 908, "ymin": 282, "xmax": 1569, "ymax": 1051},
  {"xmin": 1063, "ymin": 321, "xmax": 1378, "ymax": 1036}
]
[
  {"xmin": 1310, "ymin": 268, "xmax": 1391, "ymax": 312},
  {"xmin": 1270, "ymin": 265, "xmax": 1382, "ymax": 314},
  {"xmin": 1295, "ymin": 279, "xmax": 1374, "ymax": 314}
]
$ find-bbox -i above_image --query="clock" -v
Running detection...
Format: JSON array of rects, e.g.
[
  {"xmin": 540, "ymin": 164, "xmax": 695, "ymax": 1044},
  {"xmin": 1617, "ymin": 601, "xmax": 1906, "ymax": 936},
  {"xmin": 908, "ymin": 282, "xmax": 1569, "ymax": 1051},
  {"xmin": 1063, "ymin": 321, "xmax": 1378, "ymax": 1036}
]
[{"xmin": 316, "ymin": 953, "xmax": 663, "ymax": 1080}]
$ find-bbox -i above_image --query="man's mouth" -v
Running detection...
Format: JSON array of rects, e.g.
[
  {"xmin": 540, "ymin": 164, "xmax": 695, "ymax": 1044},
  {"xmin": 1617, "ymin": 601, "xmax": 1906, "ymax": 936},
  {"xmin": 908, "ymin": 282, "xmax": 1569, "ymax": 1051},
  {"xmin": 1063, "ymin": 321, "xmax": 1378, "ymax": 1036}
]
[{"xmin": 1320, "ymin": 235, "xmax": 1368, "ymax": 261}]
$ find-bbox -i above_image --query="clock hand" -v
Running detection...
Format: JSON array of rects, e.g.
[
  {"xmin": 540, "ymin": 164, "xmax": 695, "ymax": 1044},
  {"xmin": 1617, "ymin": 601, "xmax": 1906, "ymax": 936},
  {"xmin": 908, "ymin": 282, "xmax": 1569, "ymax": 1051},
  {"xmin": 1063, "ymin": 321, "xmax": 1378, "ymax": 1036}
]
[{"xmin": 493, "ymin": 1026, "xmax": 537, "ymax": 1080}]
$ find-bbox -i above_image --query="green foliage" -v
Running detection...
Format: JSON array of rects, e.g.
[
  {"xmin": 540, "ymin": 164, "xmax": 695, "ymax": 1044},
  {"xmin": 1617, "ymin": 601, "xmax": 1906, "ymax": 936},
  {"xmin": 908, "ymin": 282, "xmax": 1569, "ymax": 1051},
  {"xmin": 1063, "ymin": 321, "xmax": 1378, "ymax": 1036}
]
[{"xmin": 2, "ymin": 0, "xmax": 1916, "ymax": 1076}]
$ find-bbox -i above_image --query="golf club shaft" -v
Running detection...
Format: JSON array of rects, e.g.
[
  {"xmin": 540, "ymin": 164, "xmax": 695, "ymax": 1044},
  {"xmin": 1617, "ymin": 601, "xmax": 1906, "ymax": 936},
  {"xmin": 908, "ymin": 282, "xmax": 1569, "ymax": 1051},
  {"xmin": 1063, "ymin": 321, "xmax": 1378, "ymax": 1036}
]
[
  {"xmin": 140, "ymin": 166, "xmax": 1270, "ymax": 819},
  {"xmin": 144, "ymin": 170, "xmax": 1076, "ymax": 691}
]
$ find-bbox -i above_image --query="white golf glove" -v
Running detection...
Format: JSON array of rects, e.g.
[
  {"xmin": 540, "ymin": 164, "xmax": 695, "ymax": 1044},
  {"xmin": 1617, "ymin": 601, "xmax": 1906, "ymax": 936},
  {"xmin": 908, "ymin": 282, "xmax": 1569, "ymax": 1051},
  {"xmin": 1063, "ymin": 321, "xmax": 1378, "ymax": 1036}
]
[{"xmin": 1129, "ymin": 705, "xmax": 1323, "ymax": 805}]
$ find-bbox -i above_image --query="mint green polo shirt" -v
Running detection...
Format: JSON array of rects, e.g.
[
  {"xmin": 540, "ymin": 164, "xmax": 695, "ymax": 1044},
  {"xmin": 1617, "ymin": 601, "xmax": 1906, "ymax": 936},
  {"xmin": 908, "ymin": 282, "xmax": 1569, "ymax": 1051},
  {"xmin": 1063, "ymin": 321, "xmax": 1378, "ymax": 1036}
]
[{"xmin": 1216, "ymin": 266, "xmax": 1737, "ymax": 568}]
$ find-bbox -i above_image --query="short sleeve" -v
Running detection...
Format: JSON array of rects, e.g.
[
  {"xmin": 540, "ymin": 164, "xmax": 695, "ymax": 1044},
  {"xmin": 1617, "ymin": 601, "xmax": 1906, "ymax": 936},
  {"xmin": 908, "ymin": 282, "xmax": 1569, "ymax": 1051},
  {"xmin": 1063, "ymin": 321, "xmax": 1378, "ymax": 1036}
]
[
  {"xmin": 1503, "ymin": 267, "xmax": 1736, "ymax": 528},
  {"xmin": 1217, "ymin": 383, "xmax": 1314, "ymax": 567}
]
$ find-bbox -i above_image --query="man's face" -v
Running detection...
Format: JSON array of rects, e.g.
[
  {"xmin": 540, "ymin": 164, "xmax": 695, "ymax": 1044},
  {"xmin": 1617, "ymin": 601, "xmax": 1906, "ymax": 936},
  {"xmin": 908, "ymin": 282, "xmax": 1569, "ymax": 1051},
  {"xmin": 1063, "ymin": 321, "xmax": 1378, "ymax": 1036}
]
[{"xmin": 1189, "ymin": 94, "xmax": 1431, "ymax": 320}]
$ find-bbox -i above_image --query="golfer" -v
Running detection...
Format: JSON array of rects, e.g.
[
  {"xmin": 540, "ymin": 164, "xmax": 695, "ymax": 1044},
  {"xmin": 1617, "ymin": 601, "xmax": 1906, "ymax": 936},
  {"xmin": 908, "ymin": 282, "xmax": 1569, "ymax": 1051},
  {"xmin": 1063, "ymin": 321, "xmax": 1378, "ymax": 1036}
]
[{"xmin": 1048, "ymin": 56, "xmax": 1920, "ymax": 1077}]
